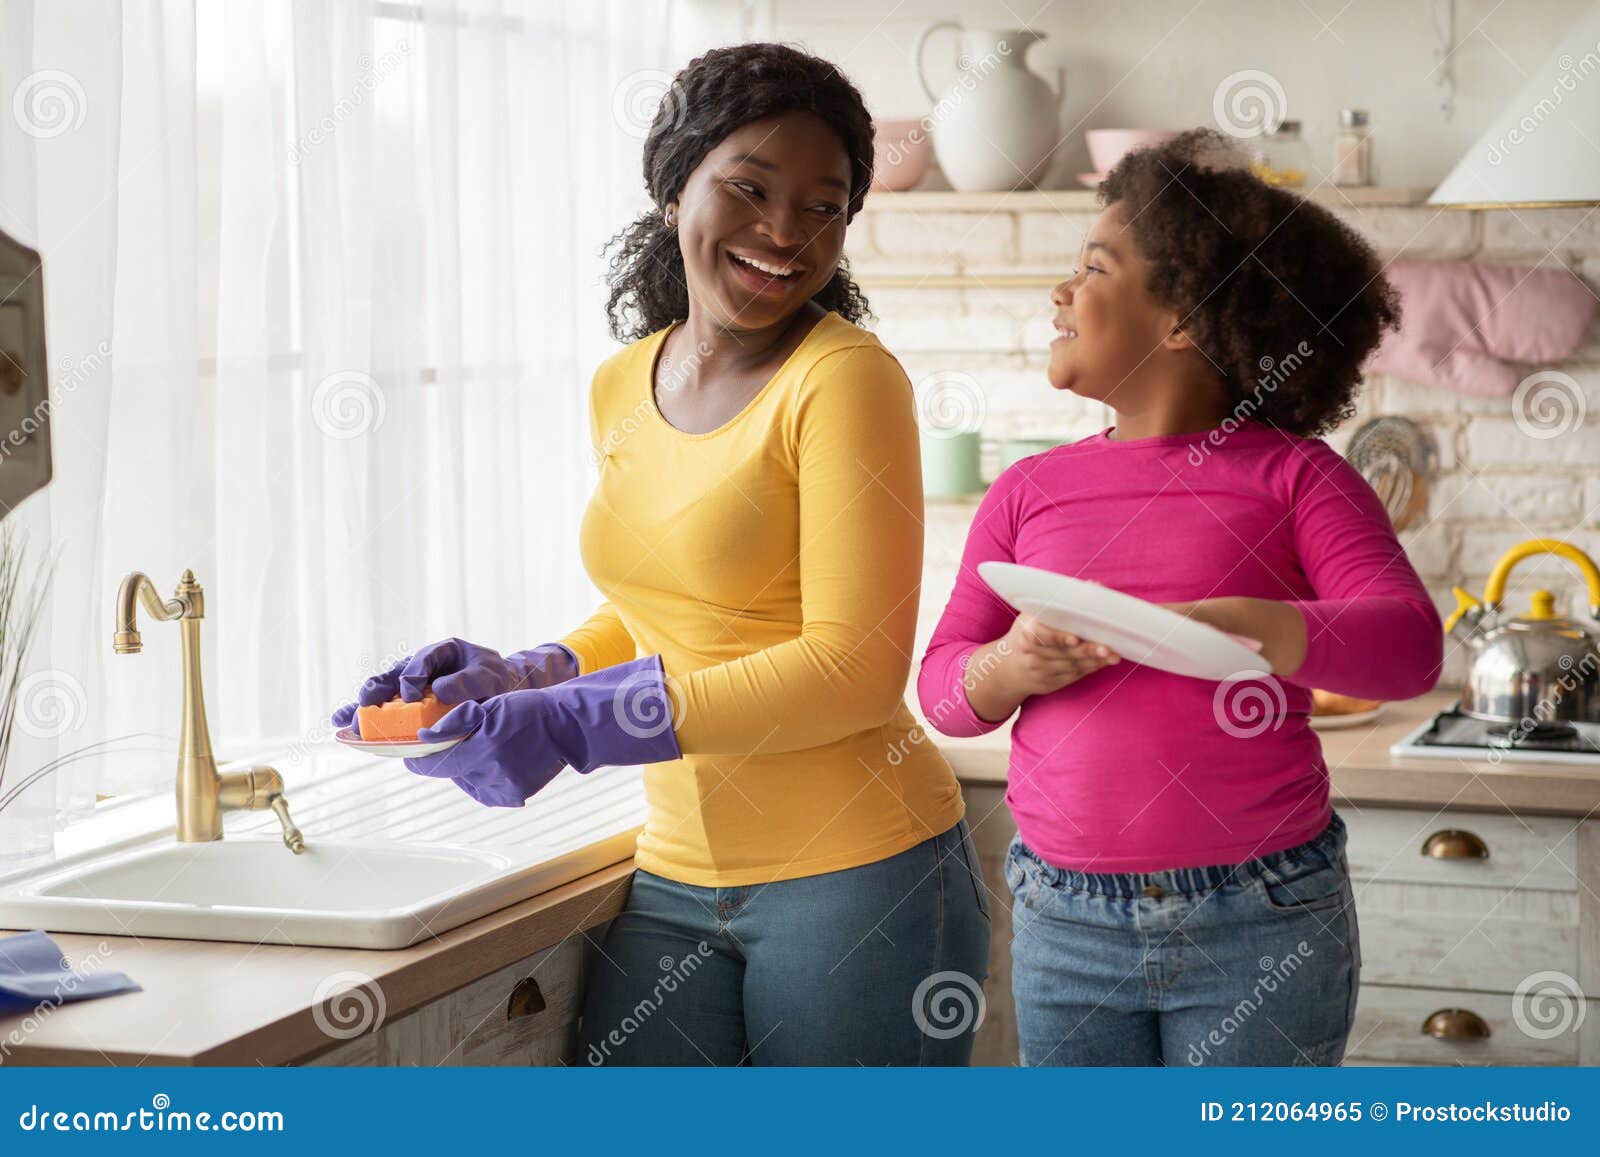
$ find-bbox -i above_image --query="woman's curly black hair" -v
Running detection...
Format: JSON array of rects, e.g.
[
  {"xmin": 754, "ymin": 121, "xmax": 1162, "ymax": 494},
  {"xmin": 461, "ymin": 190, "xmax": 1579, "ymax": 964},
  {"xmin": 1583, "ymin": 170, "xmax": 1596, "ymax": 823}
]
[
  {"xmin": 603, "ymin": 43, "xmax": 874, "ymax": 343},
  {"xmin": 1098, "ymin": 129, "xmax": 1399, "ymax": 438}
]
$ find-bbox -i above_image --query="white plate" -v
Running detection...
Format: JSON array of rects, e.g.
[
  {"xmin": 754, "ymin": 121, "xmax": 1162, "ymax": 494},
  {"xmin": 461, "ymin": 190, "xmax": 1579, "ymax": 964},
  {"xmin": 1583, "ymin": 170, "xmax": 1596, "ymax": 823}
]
[
  {"xmin": 334, "ymin": 726, "xmax": 465, "ymax": 759},
  {"xmin": 977, "ymin": 561, "xmax": 1273, "ymax": 682},
  {"xmin": 1309, "ymin": 703, "xmax": 1386, "ymax": 730}
]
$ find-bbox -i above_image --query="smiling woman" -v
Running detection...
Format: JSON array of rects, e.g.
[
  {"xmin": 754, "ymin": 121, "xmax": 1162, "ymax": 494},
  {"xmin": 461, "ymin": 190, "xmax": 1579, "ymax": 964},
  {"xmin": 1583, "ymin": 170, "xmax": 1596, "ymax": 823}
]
[
  {"xmin": 330, "ymin": 40, "xmax": 989, "ymax": 1066},
  {"xmin": 561, "ymin": 43, "xmax": 988, "ymax": 1066},
  {"xmin": 600, "ymin": 43, "xmax": 874, "ymax": 344},
  {"xmin": 369, "ymin": 40, "xmax": 985, "ymax": 1075}
]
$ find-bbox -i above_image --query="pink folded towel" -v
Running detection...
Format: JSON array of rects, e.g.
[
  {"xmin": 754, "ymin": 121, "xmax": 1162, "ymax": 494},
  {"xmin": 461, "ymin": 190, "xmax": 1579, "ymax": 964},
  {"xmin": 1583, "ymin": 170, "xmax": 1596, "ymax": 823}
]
[{"xmin": 1366, "ymin": 259, "xmax": 1597, "ymax": 396}]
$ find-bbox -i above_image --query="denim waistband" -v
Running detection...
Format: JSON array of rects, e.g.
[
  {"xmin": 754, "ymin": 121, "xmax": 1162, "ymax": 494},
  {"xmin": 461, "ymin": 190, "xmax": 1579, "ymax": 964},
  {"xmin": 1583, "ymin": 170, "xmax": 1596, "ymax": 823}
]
[{"xmin": 1014, "ymin": 812, "xmax": 1346, "ymax": 899}]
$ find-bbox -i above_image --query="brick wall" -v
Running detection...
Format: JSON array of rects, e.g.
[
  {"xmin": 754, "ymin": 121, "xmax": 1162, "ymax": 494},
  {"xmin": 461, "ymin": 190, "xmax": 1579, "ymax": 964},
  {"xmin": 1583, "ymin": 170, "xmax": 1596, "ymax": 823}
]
[{"xmin": 848, "ymin": 197, "xmax": 1600, "ymax": 685}]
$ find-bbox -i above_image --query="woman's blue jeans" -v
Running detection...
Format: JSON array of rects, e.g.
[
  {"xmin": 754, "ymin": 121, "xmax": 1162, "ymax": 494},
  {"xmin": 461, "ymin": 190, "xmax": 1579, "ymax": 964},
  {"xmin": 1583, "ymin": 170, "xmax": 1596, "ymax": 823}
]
[
  {"xmin": 1006, "ymin": 812, "xmax": 1360, "ymax": 1066},
  {"xmin": 579, "ymin": 819, "xmax": 992, "ymax": 1065}
]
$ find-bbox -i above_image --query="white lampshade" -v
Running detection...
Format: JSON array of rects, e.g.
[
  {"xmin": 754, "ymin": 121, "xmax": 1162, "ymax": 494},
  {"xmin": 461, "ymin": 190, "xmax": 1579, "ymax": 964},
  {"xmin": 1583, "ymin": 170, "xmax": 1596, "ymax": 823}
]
[{"xmin": 1429, "ymin": 6, "xmax": 1600, "ymax": 208}]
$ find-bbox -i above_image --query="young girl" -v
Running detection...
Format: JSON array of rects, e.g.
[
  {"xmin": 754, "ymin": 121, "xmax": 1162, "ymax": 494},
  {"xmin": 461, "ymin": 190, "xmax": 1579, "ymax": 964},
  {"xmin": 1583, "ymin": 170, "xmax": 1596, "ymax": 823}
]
[{"xmin": 917, "ymin": 130, "xmax": 1442, "ymax": 1067}]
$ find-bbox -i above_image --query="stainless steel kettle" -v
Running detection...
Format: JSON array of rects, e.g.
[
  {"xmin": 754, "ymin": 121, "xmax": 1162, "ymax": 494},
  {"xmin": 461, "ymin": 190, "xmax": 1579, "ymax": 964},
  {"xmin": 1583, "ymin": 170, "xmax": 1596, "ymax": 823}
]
[{"xmin": 1446, "ymin": 538, "xmax": 1600, "ymax": 727}]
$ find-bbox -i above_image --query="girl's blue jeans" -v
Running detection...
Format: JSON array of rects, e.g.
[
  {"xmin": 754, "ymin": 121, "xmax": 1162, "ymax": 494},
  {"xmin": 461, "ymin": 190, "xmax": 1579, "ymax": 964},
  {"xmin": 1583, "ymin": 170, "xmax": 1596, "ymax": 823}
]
[{"xmin": 1006, "ymin": 811, "xmax": 1360, "ymax": 1066}]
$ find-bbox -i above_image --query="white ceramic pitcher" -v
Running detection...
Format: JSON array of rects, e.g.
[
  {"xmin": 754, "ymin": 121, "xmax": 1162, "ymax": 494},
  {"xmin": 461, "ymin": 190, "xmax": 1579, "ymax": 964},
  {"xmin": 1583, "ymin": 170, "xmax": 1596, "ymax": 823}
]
[{"xmin": 913, "ymin": 24, "xmax": 1065, "ymax": 192}]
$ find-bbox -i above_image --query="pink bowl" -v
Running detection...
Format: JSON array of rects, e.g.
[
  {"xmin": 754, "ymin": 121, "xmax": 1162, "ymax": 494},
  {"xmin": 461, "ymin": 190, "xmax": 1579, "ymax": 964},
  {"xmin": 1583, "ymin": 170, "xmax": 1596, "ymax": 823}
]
[
  {"xmin": 1085, "ymin": 129, "xmax": 1180, "ymax": 175},
  {"xmin": 871, "ymin": 119, "xmax": 933, "ymax": 192}
]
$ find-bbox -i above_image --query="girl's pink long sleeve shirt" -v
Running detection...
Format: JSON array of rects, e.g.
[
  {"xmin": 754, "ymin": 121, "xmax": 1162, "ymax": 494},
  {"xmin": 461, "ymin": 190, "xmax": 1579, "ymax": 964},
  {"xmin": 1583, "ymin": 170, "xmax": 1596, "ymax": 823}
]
[{"xmin": 917, "ymin": 421, "xmax": 1443, "ymax": 872}]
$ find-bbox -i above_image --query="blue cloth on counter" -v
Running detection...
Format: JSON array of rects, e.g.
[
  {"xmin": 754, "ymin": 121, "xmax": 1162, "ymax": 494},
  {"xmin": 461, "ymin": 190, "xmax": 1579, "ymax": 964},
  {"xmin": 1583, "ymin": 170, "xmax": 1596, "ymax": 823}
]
[{"xmin": 0, "ymin": 930, "xmax": 141, "ymax": 1014}]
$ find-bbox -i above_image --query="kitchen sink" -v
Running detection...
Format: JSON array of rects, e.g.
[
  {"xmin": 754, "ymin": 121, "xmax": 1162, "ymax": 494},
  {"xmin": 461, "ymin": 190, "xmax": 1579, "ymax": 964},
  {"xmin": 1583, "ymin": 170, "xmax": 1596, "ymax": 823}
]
[{"xmin": 0, "ymin": 759, "xmax": 646, "ymax": 949}]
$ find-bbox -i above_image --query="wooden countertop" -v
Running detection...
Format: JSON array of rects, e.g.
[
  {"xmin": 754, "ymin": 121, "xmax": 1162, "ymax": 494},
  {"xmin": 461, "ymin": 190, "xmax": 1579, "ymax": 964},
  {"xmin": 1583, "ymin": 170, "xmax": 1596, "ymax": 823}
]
[
  {"xmin": 934, "ymin": 688, "xmax": 1600, "ymax": 818},
  {"xmin": 0, "ymin": 862, "xmax": 632, "ymax": 1066},
  {"xmin": 6, "ymin": 688, "xmax": 1598, "ymax": 1067}
]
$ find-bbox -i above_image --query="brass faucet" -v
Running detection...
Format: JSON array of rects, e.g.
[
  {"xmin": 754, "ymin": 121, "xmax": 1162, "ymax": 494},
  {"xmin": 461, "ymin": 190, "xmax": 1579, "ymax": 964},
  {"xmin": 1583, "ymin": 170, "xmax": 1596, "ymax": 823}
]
[{"xmin": 113, "ymin": 569, "xmax": 305, "ymax": 854}]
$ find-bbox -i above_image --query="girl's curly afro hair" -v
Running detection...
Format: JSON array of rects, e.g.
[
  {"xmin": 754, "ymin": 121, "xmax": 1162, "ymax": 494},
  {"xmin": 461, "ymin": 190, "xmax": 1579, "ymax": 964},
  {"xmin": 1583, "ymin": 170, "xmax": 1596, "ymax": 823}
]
[
  {"xmin": 1098, "ymin": 129, "xmax": 1399, "ymax": 438},
  {"xmin": 603, "ymin": 43, "xmax": 874, "ymax": 343}
]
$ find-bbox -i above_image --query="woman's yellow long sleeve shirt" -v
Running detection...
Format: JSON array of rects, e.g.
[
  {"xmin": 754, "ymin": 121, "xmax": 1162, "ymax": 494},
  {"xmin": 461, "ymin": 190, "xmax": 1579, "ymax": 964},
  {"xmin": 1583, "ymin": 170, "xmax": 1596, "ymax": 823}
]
[{"xmin": 558, "ymin": 312, "xmax": 964, "ymax": 887}]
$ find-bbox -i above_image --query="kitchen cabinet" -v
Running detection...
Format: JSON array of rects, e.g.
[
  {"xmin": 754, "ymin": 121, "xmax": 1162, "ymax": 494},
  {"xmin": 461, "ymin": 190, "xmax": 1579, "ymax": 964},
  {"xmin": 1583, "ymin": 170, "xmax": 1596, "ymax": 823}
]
[
  {"xmin": 1347, "ymin": 983, "xmax": 1590, "ymax": 1065},
  {"xmin": 306, "ymin": 933, "xmax": 600, "ymax": 1067},
  {"xmin": 1343, "ymin": 804, "xmax": 1599, "ymax": 1066}
]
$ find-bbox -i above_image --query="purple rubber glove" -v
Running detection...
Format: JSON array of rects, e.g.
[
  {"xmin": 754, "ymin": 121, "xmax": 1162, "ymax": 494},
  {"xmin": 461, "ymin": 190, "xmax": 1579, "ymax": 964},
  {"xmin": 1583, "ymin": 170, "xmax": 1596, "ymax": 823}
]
[
  {"xmin": 402, "ymin": 654, "xmax": 682, "ymax": 807},
  {"xmin": 331, "ymin": 638, "xmax": 579, "ymax": 729}
]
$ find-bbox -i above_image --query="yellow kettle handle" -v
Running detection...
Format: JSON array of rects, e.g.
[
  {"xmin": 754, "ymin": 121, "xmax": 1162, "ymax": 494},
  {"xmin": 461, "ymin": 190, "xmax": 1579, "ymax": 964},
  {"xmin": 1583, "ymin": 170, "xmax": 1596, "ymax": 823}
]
[
  {"xmin": 1483, "ymin": 538, "xmax": 1600, "ymax": 614},
  {"xmin": 1443, "ymin": 586, "xmax": 1481, "ymax": 634}
]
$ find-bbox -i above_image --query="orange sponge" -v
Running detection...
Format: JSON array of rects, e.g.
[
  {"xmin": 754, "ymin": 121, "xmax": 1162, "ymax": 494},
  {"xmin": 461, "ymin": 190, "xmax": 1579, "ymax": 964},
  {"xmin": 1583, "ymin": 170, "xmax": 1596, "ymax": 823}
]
[{"xmin": 356, "ymin": 692, "xmax": 451, "ymax": 741}]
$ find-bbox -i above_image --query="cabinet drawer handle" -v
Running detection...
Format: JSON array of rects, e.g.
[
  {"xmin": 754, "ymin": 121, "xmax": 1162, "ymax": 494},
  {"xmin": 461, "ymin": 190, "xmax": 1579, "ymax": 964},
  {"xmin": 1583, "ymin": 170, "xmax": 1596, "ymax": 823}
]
[
  {"xmin": 1421, "ymin": 829, "xmax": 1489, "ymax": 860},
  {"xmin": 506, "ymin": 977, "xmax": 547, "ymax": 1020},
  {"xmin": 1421, "ymin": 1008, "xmax": 1491, "ymax": 1041}
]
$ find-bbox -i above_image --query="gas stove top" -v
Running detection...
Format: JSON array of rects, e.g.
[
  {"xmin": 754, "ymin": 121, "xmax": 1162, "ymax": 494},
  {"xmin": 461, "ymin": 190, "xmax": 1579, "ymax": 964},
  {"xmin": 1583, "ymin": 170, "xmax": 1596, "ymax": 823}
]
[{"xmin": 1391, "ymin": 705, "xmax": 1600, "ymax": 765}]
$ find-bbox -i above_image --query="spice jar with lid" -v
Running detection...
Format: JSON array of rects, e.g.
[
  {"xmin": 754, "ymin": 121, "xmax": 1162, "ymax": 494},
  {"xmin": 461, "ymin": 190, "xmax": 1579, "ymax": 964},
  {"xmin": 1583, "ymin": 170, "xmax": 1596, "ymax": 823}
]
[
  {"xmin": 1250, "ymin": 120, "xmax": 1310, "ymax": 187},
  {"xmin": 1332, "ymin": 108, "xmax": 1373, "ymax": 186}
]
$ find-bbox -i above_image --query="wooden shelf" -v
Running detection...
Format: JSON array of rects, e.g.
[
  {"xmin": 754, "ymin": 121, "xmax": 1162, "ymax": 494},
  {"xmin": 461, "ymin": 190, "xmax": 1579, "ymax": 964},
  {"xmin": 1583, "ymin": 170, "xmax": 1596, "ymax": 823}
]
[{"xmin": 862, "ymin": 186, "xmax": 1434, "ymax": 212}]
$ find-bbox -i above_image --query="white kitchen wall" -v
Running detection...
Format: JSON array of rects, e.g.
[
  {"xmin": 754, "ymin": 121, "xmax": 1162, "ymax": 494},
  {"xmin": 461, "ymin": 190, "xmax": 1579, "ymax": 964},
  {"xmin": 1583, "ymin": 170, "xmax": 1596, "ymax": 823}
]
[{"xmin": 730, "ymin": 0, "xmax": 1593, "ymax": 190}]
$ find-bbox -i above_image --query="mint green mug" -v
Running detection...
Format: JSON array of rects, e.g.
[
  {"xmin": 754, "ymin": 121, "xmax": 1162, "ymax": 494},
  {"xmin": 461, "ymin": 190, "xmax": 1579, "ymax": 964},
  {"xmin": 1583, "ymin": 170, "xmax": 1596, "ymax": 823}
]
[{"xmin": 921, "ymin": 430, "xmax": 983, "ymax": 497}]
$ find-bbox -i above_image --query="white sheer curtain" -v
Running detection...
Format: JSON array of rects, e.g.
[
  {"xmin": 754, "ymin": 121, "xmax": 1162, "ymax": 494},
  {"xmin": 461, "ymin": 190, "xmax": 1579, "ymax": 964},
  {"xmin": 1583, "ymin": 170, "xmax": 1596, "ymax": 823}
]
[{"xmin": 0, "ymin": 0, "xmax": 708, "ymax": 865}]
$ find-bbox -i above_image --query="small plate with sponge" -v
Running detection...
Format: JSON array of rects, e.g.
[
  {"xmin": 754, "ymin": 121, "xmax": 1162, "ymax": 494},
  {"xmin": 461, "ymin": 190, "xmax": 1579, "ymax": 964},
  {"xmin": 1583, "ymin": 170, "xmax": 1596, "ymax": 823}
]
[{"xmin": 335, "ymin": 691, "xmax": 467, "ymax": 758}]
